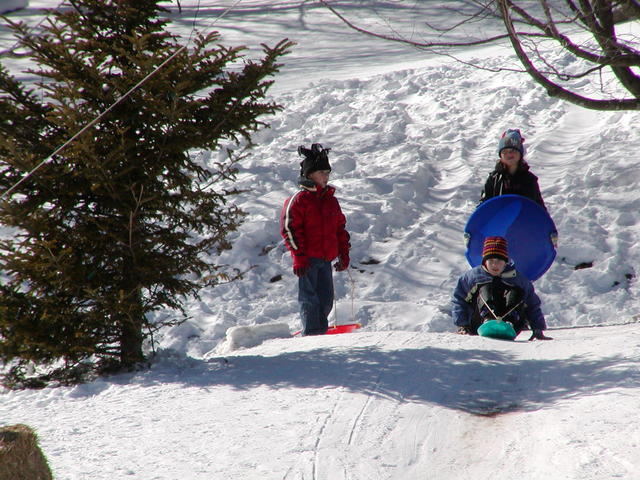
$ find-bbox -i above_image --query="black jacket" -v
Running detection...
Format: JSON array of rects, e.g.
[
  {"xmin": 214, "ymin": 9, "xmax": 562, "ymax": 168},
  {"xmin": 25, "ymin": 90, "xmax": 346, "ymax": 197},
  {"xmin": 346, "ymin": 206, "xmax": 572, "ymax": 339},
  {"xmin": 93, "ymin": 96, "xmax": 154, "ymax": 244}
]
[{"xmin": 479, "ymin": 161, "xmax": 546, "ymax": 210}]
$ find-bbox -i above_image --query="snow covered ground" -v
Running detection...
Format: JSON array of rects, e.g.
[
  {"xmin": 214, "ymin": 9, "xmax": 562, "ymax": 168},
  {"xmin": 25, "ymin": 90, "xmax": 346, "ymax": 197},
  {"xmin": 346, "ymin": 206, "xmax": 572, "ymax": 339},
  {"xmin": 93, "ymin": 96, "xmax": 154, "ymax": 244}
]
[{"xmin": 1, "ymin": 2, "xmax": 640, "ymax": 479}]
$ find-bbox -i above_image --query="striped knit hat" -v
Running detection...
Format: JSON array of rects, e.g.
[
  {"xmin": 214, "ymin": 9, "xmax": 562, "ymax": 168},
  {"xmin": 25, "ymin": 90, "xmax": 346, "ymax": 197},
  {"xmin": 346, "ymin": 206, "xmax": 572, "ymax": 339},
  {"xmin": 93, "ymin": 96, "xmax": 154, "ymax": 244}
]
[{"xmin": 482, "ymin": 236, "xmax": 509, "ymax": 264}]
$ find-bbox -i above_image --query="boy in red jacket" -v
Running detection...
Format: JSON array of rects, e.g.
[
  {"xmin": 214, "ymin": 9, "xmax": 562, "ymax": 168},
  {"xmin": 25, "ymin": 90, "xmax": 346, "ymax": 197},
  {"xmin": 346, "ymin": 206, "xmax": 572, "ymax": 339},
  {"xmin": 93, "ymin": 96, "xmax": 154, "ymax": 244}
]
[{"xmin": 280, "ymin": 144, "xmax": 351, "ymax": 335}]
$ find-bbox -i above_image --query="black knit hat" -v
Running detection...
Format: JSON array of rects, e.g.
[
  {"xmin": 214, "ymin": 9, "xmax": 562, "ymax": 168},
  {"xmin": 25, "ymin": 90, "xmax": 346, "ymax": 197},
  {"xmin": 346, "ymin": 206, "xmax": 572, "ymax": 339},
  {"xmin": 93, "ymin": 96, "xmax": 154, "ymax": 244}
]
[{"xmin": 298, "ymin": 143, "xmax": 331, "ymax": 178}]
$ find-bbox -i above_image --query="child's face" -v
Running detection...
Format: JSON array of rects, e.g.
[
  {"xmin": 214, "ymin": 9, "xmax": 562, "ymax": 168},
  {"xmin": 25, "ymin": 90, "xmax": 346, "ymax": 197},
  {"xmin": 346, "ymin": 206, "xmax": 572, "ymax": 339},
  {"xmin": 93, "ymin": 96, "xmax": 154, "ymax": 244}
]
[
  {"xmin": 499, "ymin": 148, "xmax": 521, "ymax": 169},
  {"xmin": 308, "ymin": 170, "xmax": 330, "ymax": 188},
  {"xmin": 484, "ymin": 258, "xmax": 507, "ymax": 276}
]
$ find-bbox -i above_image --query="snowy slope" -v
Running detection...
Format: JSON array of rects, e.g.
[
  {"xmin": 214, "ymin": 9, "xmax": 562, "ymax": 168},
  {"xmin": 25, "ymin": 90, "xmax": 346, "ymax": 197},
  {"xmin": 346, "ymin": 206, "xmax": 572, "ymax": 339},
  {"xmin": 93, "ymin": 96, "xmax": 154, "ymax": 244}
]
[
  {"xmin": 1, "ymin": 2, "xmax": 640, "ymax": 480},
  {"xmin": 3, "ymin": 325, "xmax": 639, "ymax": 480}
]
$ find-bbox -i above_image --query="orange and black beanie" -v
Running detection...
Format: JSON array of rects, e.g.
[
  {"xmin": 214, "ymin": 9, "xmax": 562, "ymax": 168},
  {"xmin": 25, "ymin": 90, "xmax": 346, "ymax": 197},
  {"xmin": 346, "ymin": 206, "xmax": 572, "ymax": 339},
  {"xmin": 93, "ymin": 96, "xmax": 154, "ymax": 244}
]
[{"xmin": 482, "ymin": 236, "xmax": 509, "ymax": 264}]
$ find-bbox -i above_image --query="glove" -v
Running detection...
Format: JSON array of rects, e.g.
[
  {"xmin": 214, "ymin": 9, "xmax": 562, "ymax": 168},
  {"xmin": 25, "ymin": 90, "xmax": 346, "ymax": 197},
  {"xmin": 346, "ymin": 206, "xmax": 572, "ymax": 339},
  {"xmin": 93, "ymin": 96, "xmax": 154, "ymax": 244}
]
[
  {"xmin": 334, "ymin": 254, "xmax": 349, "ymax": 272},
  {"xmin": 456, "ymin": 325, "xmax": 473, "ymax": 335},
  {"xmin": 293, "ymin": 266, "xmax": 309, "ymax": 277},
  {"xmin": 529, "ymin": 329, "xmax": 553, "ymax": 341},
  {"xmin": 293, "ymin": 254, "xmax": 309, "ymax": 277}
]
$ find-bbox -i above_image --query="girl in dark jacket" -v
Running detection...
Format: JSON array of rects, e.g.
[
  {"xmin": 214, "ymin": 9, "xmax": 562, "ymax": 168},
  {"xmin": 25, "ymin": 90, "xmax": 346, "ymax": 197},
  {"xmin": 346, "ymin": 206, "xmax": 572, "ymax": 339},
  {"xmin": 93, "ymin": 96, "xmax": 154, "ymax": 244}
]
[{"xmin": 479, "ymin": 129, "xmax": 546, "ymax": 210}]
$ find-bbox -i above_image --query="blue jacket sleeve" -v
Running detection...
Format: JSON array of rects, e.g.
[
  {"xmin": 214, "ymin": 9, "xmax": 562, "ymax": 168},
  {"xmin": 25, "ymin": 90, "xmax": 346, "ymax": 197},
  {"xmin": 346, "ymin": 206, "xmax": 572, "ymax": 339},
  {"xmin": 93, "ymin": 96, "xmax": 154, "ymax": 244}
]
[
  {"xmin": 451, "ymin": 272, "xmax": 473, "ymax": 327},
  {"xmin": 517, "ymin": 275, "xmax": 547, "ymax": 330}
]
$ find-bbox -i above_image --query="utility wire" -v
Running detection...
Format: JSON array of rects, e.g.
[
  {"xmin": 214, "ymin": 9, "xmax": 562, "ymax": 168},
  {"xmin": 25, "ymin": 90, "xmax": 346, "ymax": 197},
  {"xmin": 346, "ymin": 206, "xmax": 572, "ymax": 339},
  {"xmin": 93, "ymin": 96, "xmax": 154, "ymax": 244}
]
[{"xmin": 0, "ymin": 0, "xmax": 243, "ymax": 202}]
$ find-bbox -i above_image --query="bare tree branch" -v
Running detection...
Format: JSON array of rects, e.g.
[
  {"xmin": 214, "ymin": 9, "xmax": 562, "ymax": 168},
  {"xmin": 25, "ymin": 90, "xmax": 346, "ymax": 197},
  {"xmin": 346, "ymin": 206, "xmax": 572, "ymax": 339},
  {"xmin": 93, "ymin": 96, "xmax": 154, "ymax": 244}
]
[
  {"xmin": 499, "ymin": 0, "xmax": 639, "ymax": 109},
  {"xmin": 319, "ymin": 0, "xmax": 514, "ymax": 48},
  {"xmin": 506, "ymin": 0, "xmax": 637, "ymax": 66},
  {"xmin": 322, "ymin": 0, "xmax": 640, "ymax": 110}
]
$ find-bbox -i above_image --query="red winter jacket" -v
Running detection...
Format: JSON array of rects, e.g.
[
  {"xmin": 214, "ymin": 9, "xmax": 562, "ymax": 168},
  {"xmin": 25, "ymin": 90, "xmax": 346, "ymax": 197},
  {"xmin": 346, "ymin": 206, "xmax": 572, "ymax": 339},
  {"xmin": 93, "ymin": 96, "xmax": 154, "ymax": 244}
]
[{"xmin": 280, "ymin": 184, "xmax": 350, "ymax": 269}]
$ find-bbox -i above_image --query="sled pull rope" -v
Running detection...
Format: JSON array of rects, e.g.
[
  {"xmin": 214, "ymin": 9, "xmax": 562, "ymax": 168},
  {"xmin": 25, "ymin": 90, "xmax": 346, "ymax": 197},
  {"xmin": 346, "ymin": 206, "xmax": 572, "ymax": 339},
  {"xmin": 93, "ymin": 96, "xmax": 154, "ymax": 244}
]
[
  {"xmin": 478, "ymin": 292, "xmax": 523, "ymax": 322},
  {"xmin": 332, "ymin": 267, "xmax": 356, "ymax": 326},
  {"xmin": 347, "ymin": 268, "xmax": 356, "ymax": 323},
  {"xmin": 331, "ymin": 267, "xmax": 356, "ymax": 327}
]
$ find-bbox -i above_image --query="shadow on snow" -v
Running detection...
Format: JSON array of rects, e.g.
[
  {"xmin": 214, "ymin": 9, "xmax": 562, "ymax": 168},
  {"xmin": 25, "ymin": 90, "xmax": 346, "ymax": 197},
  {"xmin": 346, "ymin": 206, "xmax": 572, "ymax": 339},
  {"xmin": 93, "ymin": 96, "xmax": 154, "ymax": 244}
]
[{"xmin": 123, "ymin": 342, "xmax": 637, "ymax": 417}]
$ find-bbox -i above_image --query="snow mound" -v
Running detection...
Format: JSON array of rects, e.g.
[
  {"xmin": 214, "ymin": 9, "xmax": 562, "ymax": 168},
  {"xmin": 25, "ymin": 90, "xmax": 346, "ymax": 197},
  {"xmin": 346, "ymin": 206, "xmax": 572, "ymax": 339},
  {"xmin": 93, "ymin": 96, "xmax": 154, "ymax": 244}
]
[{"xmin": 215, "ymin": 322, "xmax": 291, "ymax": 353}]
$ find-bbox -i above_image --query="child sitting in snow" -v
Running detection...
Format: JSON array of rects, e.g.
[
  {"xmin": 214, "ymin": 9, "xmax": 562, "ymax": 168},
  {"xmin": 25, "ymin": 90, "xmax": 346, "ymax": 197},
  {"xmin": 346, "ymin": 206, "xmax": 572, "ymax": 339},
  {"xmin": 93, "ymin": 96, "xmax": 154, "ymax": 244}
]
[
  {"xmin": 280, "ymin": 143, "xmax": 351, "ymax": 335},
  {"xmin": 451, "ymin": 236, "xmax": 551, "ymax": 340},
  {"xmin": 479, "ymin": 129, "xmax": 546, "ymax": 209}
]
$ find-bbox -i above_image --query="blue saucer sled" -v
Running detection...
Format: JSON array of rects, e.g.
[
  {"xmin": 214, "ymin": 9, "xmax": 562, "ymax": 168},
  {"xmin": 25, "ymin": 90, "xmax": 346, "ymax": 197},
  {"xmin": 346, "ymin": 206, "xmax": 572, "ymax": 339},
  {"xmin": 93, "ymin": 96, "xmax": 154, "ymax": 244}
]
[
  {"xmin": 464, "ymin": 195, "xmax": 557, "ymax": 282},
  {"xmin": 465, "ymin": 195, "xmax": 558, "ymax": 340},
  {"xmin": 477, "ymin": 320, "xmax": 517, "ymax": 341}
]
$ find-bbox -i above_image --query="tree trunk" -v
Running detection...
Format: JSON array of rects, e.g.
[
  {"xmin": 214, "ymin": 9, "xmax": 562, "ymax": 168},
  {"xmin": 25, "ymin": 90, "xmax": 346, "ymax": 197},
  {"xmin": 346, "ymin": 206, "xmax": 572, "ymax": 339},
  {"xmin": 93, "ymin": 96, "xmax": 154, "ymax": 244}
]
[{"xmin": 120, "ymin": 313, "xmax": 145, "ymax": 367}]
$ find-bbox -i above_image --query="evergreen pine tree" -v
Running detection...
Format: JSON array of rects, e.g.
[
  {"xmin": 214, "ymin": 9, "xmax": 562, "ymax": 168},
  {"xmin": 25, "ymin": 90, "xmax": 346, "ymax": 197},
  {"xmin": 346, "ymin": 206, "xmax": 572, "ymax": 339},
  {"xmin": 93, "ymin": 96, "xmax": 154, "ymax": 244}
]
[{"xmin": 0, "ymin": 0, "xmax": 293, "ymax": 386}]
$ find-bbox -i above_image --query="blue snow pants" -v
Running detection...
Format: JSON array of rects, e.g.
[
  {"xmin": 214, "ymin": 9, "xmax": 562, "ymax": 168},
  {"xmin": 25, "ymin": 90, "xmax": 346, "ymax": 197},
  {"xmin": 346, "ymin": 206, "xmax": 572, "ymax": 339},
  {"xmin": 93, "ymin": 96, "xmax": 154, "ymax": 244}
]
[{"xmin": 298, "ymin": 258, "xmax": 334, "ymax": 335}]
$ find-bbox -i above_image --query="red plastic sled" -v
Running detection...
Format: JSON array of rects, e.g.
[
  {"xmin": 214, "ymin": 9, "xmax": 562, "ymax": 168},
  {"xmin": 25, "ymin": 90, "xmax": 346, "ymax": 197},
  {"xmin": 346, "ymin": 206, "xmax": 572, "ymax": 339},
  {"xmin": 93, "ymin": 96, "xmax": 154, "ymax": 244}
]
[
  {"xmin": 325, "ymin": 323, "xmax": 361, "ymax": 335},
  {"xmin": 293, "ymin": 323, "xmax": 361, "ymax": 336}
]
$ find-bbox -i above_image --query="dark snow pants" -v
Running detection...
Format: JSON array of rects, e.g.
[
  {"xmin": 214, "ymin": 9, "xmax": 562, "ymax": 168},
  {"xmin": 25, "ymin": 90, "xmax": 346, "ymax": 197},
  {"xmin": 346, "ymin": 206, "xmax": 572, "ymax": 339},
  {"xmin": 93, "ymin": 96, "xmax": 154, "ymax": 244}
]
[{"xmin": 298, "ymin": 258, "xmax": 334, "ymax": 335}]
